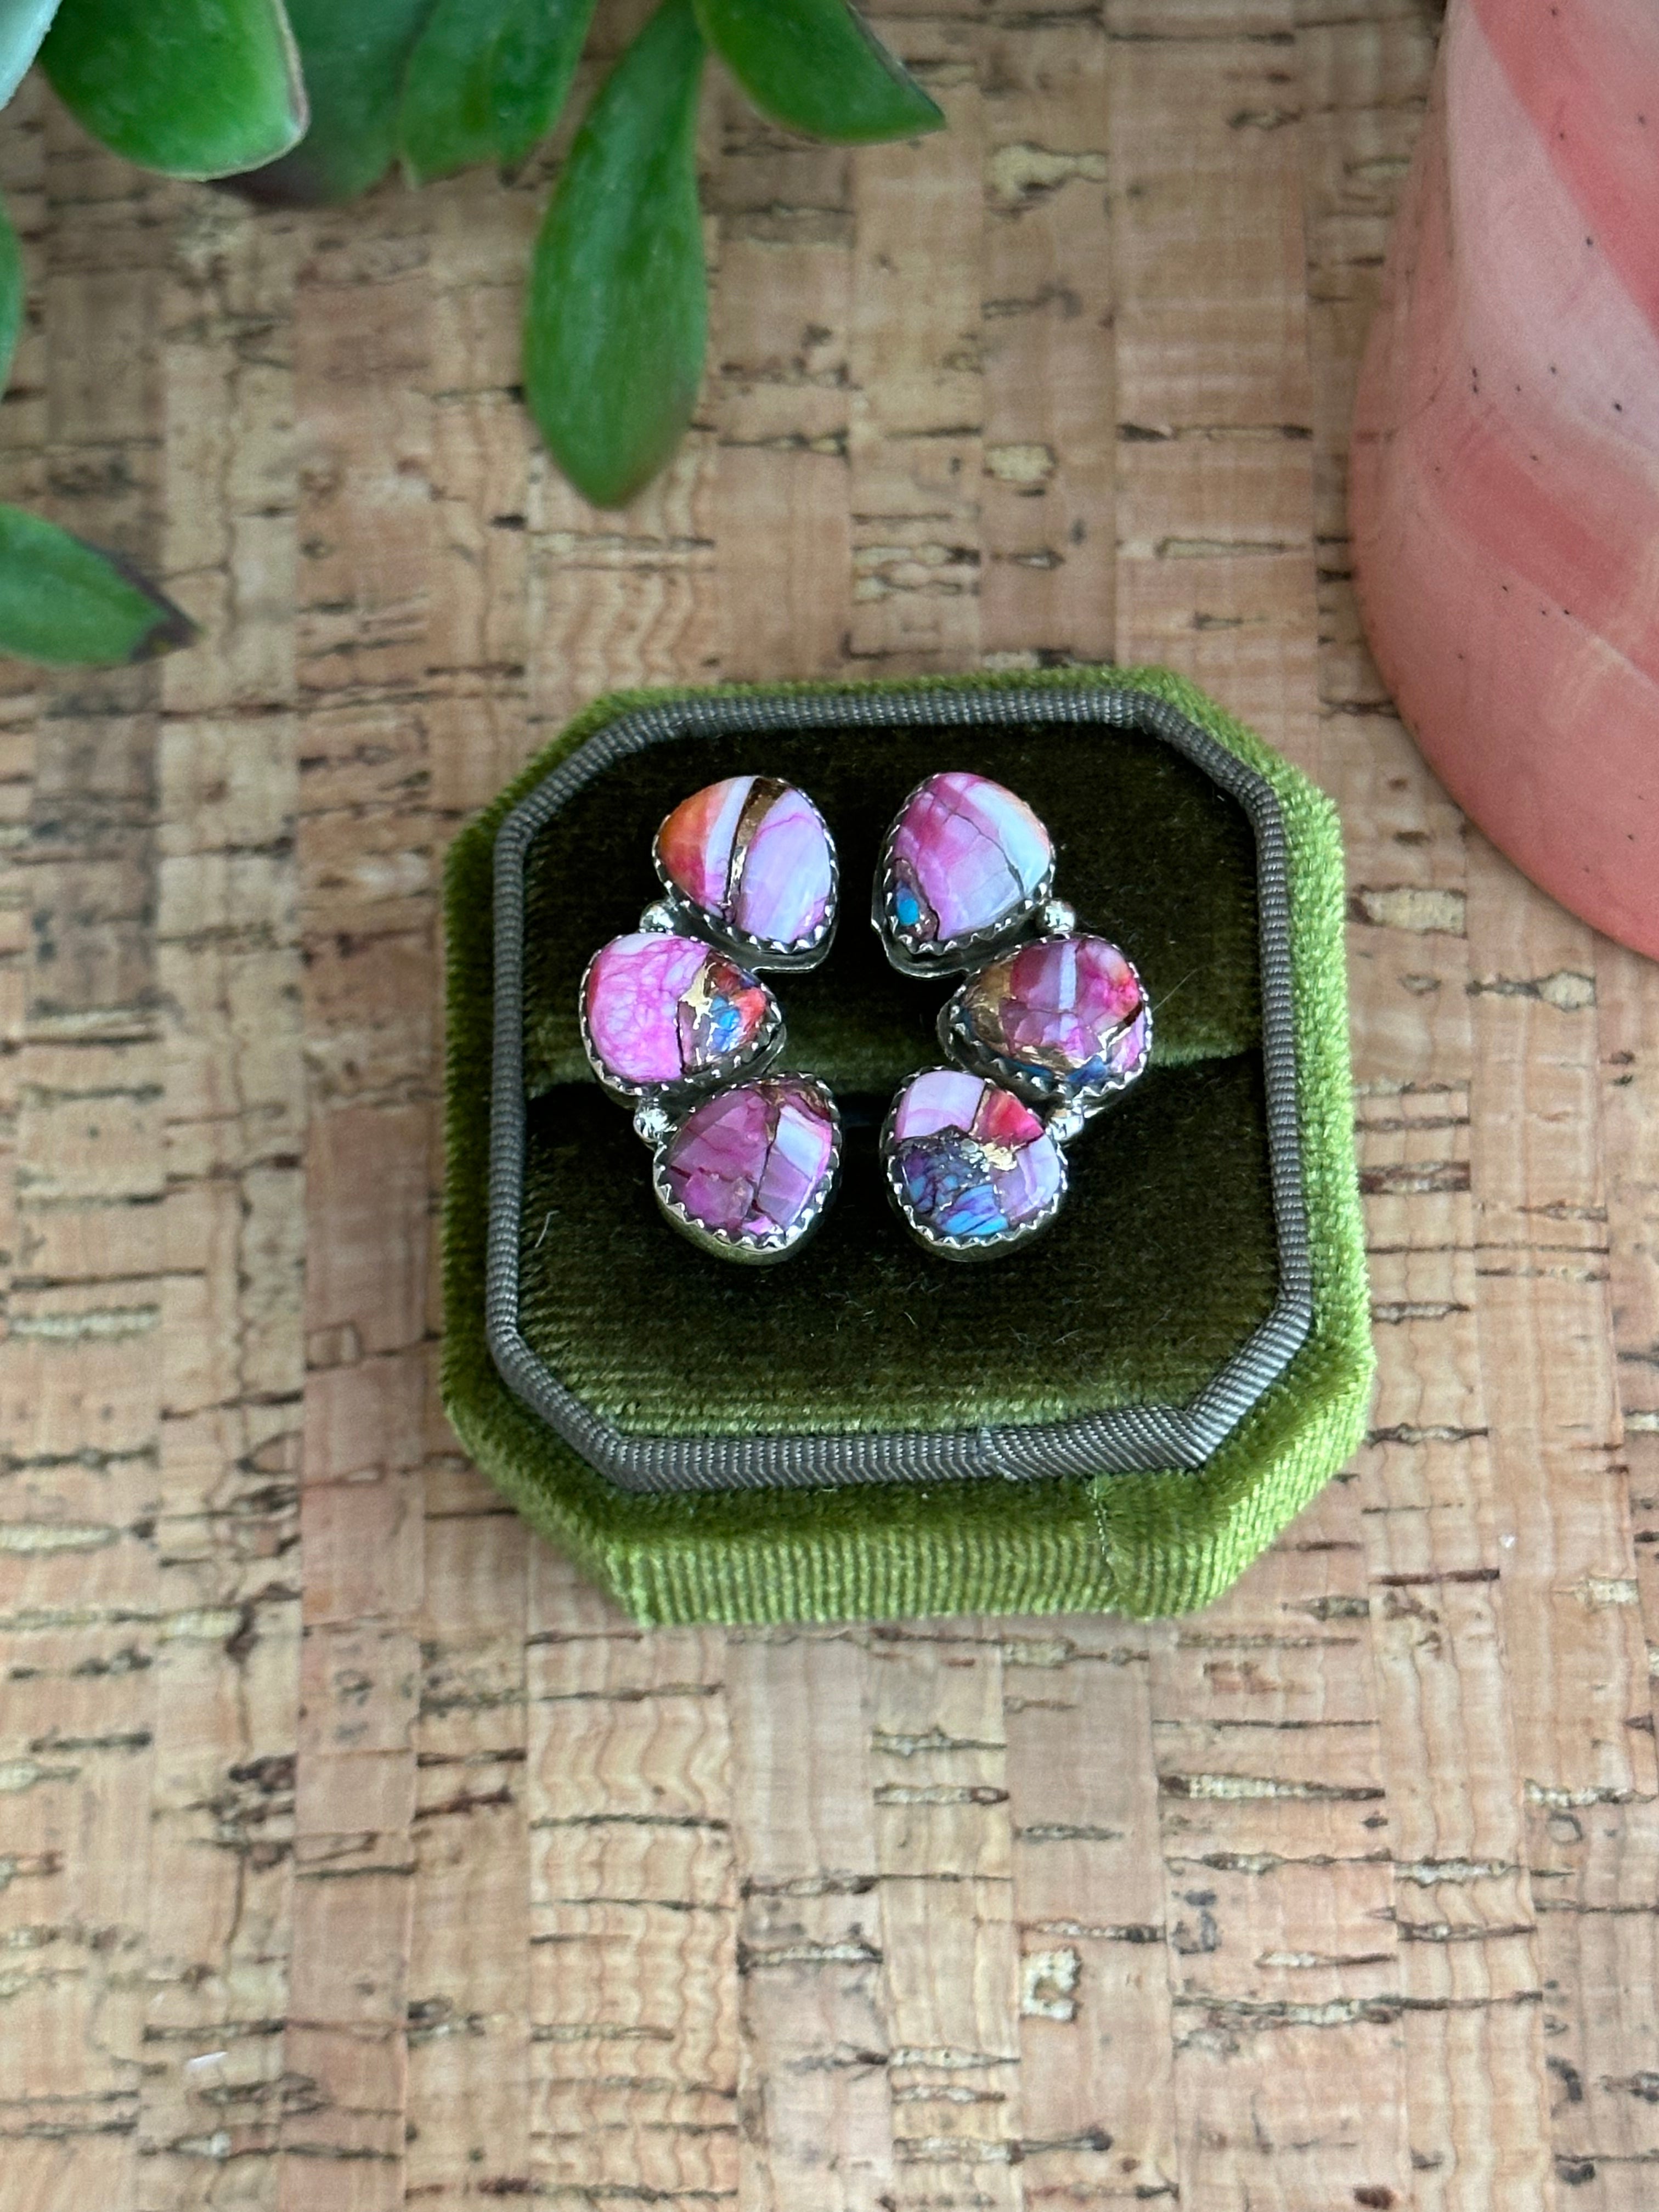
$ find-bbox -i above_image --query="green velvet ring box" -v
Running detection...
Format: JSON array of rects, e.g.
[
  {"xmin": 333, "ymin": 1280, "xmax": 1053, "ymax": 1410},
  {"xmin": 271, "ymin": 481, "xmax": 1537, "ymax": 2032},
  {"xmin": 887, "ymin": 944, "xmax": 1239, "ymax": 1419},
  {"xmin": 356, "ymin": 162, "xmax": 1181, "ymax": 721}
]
[{"xmin": 441, "ymin": 668, "xmax": 1372, "ymax": 1624}]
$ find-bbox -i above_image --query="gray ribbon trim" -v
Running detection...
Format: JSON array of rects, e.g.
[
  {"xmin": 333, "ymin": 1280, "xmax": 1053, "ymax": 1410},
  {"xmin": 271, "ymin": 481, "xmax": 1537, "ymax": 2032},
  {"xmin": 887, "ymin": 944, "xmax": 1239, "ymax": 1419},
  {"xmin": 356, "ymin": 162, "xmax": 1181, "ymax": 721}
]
[{"xmin": 486, "ymin": 684, "xmax": 1313, "ymax": 1494}]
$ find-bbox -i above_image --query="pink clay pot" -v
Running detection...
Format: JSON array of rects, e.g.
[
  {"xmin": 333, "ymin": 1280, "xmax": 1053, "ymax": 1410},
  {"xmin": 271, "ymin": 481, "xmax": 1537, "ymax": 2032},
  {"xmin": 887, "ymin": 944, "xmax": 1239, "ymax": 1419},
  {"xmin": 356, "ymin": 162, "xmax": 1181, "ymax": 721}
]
[{"xmin": 1350, "ymin": 0, "xmax": 1659, "ymax": 958}]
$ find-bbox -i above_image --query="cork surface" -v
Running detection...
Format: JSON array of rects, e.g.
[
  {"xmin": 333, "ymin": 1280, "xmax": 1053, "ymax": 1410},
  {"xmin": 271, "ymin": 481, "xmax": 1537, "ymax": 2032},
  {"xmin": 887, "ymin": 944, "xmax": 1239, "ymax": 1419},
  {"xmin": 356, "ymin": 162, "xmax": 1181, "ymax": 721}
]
[{"xmin": 3, "ymin": 3, "xmax": 1657, "ymax": 2207}]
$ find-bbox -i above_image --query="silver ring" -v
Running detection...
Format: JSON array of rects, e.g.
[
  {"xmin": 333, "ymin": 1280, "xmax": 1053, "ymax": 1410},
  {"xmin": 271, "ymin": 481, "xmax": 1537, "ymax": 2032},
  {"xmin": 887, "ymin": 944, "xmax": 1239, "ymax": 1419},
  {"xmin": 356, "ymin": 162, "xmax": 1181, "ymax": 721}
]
[
  {"xmin": 874, "ymin": 773, "xmax": 1152, "ymax": 1260},
  {"xmin": 580, "ymin": 776, "xmax": 842, "ymax": 1263}
]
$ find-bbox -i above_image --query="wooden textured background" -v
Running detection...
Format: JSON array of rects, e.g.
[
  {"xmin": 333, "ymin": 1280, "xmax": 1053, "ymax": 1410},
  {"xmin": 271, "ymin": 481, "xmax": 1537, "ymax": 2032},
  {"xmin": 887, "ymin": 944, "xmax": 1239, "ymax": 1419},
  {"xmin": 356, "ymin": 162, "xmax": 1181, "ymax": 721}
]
[{"xmin": 3, "ymin": 2, "xmax": 1657, "ymax": 2206}]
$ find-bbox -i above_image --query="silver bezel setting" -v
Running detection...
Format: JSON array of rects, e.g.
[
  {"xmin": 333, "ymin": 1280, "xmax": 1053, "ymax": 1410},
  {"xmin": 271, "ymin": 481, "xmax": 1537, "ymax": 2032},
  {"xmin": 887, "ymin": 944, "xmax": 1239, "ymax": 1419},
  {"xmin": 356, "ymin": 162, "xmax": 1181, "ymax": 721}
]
[
  {"xmin": 879, "ymin": 1074, "xmax": 1070, "ymax": 1263},
  {"xmin": 872, "ymin": 776, "xmax": 1057, "ymax": 979},
  {"xmin": 652, "ymin": 783, "xmax": 840, "ymax": 974},
  {"xmin": 651, "ymin": 1076, "xmax": 843, "ymax": 1267},
  {"xmin": 938, "ymin": 950, "xmax": 1154, "ymax": 1124},
  {"xmin": 487, "ymin": 681, "xmax": 1318, "ymax": 1493},
  {"xmin": 577, "ymin": 936, "xmax": 787, "ymax": 1108}
]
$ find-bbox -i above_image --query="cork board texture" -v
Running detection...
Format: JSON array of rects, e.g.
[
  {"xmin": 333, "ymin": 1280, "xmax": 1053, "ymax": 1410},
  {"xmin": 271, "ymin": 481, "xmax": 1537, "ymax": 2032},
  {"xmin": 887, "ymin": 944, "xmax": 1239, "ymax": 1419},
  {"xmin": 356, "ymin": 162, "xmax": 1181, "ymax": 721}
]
[{"xmin": 3, "ymin": 3, "xmax": 1658, "ymax": 2207}]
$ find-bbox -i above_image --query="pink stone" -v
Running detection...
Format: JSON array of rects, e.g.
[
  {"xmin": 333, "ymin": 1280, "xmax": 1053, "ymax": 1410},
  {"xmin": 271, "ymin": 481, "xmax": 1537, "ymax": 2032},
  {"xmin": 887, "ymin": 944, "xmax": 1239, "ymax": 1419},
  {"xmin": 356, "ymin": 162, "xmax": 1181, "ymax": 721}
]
[
  {"xmin": 891, "ymin": 1066, "xmax": 994, "ymax": 1144},
  {"xmin": 662, "ymin": 1076, "xmax": 838, "ymax": 1244},
  {"xmin": 656, "ymin": 777, "xmax": 753, "ymax": 912},
  {"xmin": 732, "ymin": 784, "xmax": 834, "ymax": 945},
  {"xmin": 583, "ymin": 932, "xmax": 772, "ymax": 1090},
  {"xmin": 888, "ymin": 1069, "xmax": 1063, "ymax": 1243},
  {"xmin": 657, "ymin": 777, "xmax": 834, "ymax": 950},
  {"xmin": 886, "ymin": 773, "xmax": 1052, "ymax": 944},
  {"xmin": 961, "ymin": 934, "xmax": 1149, "ymax": 1096}
]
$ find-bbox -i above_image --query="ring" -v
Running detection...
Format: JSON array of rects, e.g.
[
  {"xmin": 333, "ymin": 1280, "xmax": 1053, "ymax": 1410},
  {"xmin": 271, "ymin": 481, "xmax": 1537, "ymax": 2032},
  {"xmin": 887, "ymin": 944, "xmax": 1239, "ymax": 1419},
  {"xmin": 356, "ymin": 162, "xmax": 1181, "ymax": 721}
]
[
  {"xmin": 580, "ymin": 777, "xmax": 842, "ymax": 1263},
  {"xmin": 874, "ymin": 774, "xmax": 1152, "ymax": 1260}
]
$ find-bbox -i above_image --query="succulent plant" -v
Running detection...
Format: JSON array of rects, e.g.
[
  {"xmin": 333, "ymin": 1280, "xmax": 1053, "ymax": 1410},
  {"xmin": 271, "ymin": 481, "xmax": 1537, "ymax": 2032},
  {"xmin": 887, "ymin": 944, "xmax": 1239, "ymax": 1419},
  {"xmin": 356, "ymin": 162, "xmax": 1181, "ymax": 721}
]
[{"xmin": 0, "ymin": 0, "xmax": 944, "ymax": 664}]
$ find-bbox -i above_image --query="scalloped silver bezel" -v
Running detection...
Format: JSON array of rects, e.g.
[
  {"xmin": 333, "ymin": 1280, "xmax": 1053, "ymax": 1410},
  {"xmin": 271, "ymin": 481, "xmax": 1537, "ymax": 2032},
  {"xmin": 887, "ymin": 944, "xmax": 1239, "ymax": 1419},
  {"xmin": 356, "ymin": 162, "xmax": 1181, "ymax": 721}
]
[
  {"xmin": 487, "ymin": 679, "xmax": 1321, "ymax": 1492},
  {"xmin": 938, "ymin": 949, "xmax": 1155, "ymax": 1124},
  {"xmin": 577, "ymin": 938, "xmax": 787, "ymax": 1107},
  {"xmin": 652, "ymin": 783, "xmax": 840, "ymax": 974},
  {"xmin": 872, "ymin": 777, "xmax": 1057, "ymax": 979},
  {"xmin": 879, "ymin": 1074, "xmax": 1069, "ymax": 1264},
  {"xmin": 651, "ymin": 1076, "xmax": 843, "ymax": 1267}
]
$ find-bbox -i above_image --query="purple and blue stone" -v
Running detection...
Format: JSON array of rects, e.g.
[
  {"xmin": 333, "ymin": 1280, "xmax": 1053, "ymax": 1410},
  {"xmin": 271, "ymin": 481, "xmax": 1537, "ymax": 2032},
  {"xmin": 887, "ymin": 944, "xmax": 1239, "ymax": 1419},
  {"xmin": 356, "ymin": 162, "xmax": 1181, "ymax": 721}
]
[
  {"xmin": 655, "ymin": 776, "xmax": 837, "ymax": 964},
  {"xmin": 655, "ymin": 1075, "xmax": 841, "ymax": 1262},
  {"xmin": 884, "ymin": 1068, "xmax": 1066, "ymax": 1256},
  {"xmin": 582, "ymin": 931, "xmax": 780, "ymax": 1098},
  {"xmin": 949, "ymin": 933, "xmax": 1152, "ymax": 1109},
  {"xmin": 878, "ymin": 772, "xmax": 1054, "ymax": 968}
]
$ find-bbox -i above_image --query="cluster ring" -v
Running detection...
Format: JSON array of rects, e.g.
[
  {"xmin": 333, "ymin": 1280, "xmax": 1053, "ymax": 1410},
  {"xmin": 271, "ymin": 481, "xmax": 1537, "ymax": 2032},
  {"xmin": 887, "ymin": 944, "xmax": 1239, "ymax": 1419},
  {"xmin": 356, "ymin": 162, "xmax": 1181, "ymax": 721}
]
[{"xmin": 578, "ymin": 776, "xmax": 843, "ymax": 1266}]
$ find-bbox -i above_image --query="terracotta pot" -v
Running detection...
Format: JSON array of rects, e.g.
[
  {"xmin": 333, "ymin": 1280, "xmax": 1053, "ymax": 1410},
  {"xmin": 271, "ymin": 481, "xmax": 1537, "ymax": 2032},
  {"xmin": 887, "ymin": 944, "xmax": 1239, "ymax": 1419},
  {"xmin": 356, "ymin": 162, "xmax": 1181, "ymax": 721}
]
[{"xmin": 1350, "ymin": 0, "xmax": 1659, "ymax": 958}]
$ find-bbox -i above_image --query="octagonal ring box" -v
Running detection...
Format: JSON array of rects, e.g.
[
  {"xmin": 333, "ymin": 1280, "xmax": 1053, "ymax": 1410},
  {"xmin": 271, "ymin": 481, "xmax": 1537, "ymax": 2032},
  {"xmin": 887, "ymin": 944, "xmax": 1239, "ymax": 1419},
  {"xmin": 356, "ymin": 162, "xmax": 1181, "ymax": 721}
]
[{"xmin": 441, "ymin": 668, "xmax": 1373, "ymax": 1626}]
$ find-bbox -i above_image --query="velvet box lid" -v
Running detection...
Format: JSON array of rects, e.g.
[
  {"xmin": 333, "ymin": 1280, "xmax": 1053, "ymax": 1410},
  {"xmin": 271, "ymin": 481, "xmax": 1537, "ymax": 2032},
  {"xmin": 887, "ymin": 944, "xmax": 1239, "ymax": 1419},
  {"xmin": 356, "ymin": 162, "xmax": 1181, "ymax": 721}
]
[{"xmin": 441, "ymin": 668, "xmax": 1373, "ymax": 1625}]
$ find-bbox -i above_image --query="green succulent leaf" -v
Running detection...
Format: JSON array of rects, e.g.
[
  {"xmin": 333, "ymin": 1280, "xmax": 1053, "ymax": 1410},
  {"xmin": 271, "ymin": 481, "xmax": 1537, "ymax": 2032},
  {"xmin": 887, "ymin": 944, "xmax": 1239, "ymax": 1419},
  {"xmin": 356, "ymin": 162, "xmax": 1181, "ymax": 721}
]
[
  {"xmin": 239, "ymin": 0, "xmax": 435, "ymax": 204},
  {"xmin": 0, "ymin": 188, "xmax": 22, "ymax": 393},
  {"xmin": 525, "ymin": 0, "xmax": 707, "ymax": 509},
  {"xmin": 0, "ymin": 0, "xmax": 62, "ymax": 109},
  {"xmin": 693, "ymin": 0, "xmax": 940, "ymax": 144},
  {"xmin": 0, "ymin": 506, "xmax": 195, "ymax": 665},
  {"xmin": 41, "ymin": 0, "xmax": 305, "ymax": 178},
  {"xmin": 400, "ymin": 0, "xmax": 598, "ymax": 185}
]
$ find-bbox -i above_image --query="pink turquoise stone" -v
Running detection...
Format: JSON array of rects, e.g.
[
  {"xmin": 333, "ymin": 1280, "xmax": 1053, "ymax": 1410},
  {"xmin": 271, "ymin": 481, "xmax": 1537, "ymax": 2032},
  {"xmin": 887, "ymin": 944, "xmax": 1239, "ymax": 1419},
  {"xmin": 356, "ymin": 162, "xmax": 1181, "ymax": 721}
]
[
  {"xmin": 584, "ymin": 932, "xmax": 772, "ymax": 1089},
  {"xmin": 887, "ymin": 773, "xmax": 1052, "ymax": 944},
  {"xmin": 962, "ymin": 934, "xmax": 1149, "ymax": 1094},
  {"xmin": 890, "ymin": 1069, "xmax": 1063, "ymax": 1241},
  {"xmin": 662, "ymin": 1077, "xmax": 837, "ymax": 1243},
  {"xmin": 657, "ymin": 776, "xmax": 834, "ymax": 949}
]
